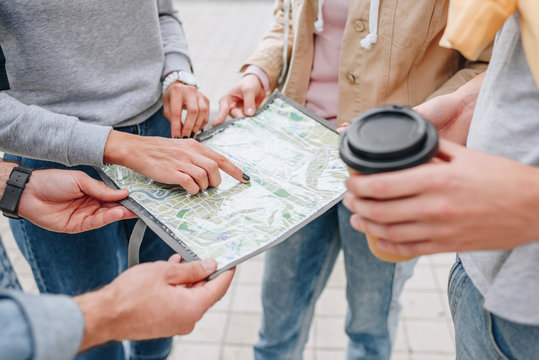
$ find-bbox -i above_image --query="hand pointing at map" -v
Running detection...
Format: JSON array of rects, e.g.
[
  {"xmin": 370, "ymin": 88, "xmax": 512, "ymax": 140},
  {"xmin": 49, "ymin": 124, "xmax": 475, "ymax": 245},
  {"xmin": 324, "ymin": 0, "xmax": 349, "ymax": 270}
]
[{"xmin": 104, "ymin": 131, "xmax": 250, "ymax": 195}]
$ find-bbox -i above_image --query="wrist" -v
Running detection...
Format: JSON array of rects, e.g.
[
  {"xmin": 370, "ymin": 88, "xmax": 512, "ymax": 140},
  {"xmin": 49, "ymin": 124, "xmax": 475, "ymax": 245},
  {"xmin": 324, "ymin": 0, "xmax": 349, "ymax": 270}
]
[
  {"xmin": 243, "ymin": 65, "xmax": 270, "ymax": 93},
  {"xmin": 103, "ymin": 130, "xmax": 136, "ymax": 166},
  {"xmin": 74, "ymin": 287, "xmax": 119, "ymax": 352},
  {"xmin": 16, "ymin": 170, "xmax": 42, "ymax": 219},
  {"xmin": 0, "ymin": 164, "xmax": 33, "ymax": 219},
  {"xmin": 162, "ymin": 71, "xmax": 198, "ymax": 94},
  {"xmin": 0, "ymin": 162, "xmax": 18, "ymax": 196}
]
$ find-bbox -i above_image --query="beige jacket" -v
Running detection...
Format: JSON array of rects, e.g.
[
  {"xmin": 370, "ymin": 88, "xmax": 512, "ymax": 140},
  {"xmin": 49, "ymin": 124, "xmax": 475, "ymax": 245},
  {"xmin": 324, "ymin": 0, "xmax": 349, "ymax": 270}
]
[{"xmin": 243, "ymin": 0, "xmax": 490, "ymax": 126}]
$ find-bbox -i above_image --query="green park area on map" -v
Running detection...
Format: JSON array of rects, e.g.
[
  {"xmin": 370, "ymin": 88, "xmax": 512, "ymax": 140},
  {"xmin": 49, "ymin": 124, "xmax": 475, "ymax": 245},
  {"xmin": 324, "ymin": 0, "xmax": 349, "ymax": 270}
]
[{"xmin": 102, "ymin": 96, "xmax": 349, "ymax": 270}]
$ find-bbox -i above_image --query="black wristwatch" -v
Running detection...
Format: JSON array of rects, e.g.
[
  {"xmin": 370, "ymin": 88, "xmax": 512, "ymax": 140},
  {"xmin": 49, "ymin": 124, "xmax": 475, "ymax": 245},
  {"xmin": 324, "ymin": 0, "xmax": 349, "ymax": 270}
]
[{"xmin": 0, "ymin": 165, "xmax": 32, "ymax": 219}]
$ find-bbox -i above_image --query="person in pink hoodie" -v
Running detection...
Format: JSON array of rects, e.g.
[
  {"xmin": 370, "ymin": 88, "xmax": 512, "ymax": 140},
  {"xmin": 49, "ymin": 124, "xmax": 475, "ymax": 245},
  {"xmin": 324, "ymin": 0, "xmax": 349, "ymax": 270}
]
[{"xmin": 215, "ymin": 0, "xmax": 488, "ymax": 359}]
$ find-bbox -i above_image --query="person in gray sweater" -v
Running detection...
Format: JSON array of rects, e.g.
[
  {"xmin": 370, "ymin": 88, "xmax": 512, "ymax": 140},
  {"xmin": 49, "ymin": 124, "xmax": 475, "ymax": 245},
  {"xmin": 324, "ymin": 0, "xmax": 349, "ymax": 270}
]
[
  {"xmin": 0, "ymin": 161, "xmax": 234, "ymax": 360},
  {"xmin": 0, "ymin": 2, "xmax": 248, "ymax": 359}
]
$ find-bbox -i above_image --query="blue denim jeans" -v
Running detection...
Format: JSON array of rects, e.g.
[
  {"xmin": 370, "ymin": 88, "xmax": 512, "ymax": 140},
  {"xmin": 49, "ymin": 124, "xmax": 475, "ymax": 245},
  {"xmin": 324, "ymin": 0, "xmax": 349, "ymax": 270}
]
[
  {"xmin": 449, "ymin": 258, "xmax": 539, "ymax": 360},
  {"xmin": 5, "ymin": 110, "xmax": 174, "ymax": 360},
  {"xmin": 254, "ymin": 203, "xmax": 417, "ymax": 360}
]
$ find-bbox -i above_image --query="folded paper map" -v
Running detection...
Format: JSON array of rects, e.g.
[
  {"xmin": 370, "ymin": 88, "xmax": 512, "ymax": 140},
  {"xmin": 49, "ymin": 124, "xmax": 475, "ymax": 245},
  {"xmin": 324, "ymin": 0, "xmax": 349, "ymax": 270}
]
[{"xmin": 98, "ymin": 93, "xmax": 348, "ymax": 276}]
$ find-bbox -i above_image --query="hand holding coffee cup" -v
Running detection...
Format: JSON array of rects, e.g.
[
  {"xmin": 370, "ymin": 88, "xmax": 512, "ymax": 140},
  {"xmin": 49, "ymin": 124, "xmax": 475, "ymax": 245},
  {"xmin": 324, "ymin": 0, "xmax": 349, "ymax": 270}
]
[{"xmin": 339, "ymin": 105, "xmax": 439, "ymax": 262}]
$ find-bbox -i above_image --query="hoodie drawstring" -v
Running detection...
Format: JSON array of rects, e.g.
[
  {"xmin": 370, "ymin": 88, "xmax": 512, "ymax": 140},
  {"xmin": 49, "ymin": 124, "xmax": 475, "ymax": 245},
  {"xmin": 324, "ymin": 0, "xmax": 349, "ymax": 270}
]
[
  {"xmin": 314, "ymin": 0, "xmax": 325, "ymax": 33},
  {"xmin": 314, "ymin": 0, "xmax": 380, "ymax": 50},
  {"xmin": 278, "ymin": 0, "xmax": 292, "ymax": 85},
  {"xmin": 360, "ymin": 0, "xmax": 381, "ymax": 50}
]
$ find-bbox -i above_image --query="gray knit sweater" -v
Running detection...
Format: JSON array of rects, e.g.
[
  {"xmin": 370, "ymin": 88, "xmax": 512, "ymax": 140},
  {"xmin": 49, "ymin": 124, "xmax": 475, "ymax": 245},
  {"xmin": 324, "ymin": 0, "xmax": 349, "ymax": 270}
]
[{"xmin": 0, "ymin": 0, "xmax": 192, "ymax": 166}]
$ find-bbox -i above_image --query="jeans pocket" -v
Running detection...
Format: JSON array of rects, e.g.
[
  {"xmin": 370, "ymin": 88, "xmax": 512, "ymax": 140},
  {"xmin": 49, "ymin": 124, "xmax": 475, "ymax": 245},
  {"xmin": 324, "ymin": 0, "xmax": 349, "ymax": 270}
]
[{"xmin": 487, "ymin": 314, "xmax": 512, "ymax": 360}]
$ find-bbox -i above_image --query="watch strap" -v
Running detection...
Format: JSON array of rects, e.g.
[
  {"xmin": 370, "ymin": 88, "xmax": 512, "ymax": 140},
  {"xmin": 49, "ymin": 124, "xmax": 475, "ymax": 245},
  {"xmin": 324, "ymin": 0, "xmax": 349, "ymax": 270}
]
[
  {"xmin": 162, "ymin": 71, "xmax": 198, "ymax": 94},
  {"xmin": 0, "ymin": 165, "xmax": 32, "ymax": 219}
]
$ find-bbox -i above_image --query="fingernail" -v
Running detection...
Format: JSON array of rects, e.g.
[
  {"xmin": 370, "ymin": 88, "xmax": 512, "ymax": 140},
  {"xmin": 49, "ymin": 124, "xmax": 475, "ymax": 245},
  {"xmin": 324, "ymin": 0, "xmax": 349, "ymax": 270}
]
[
  {"xmin": 173, "ymin": 136, "xmax": 179, "ymax": 139},
  {"xmin": 190, "ymin": 132, "xmax": 195, "ymax": 138},
  {"xmin": 183, "ymin": 136, "xmax": 188, "ymax": 139},
  {"xmin": 242, "ymin": 173, "xmax": 250, "ymax": 181},
  {"xmin": 246, "ymin": 108, "xmax": 254, "ymax": 116},
  {"xmin": 201, "ymin": 258, "xmax": 216, "ymax": 271},
  {"xmin": 200, "ymin": 129, "xmax": 204, "ymax": 133}
]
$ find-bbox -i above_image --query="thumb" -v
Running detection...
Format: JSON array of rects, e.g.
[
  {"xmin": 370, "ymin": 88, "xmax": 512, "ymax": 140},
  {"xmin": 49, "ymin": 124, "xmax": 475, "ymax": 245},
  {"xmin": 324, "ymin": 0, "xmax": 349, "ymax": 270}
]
[
  {"xmin": 165, "ymin": 259, "xmax": 217, "ymax": 285},
  {"xmin": 168, "ymin": 254, "xmax": 183, "ymax": 264},
  {"xmin": 76, "ymin": 173, "xmax": 130, "ymax": 202}
]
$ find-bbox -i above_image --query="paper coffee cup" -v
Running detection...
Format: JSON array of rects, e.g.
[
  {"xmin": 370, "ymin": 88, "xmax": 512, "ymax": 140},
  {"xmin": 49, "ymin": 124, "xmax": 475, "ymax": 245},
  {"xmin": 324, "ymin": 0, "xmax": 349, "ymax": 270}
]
[{"xmin": 339, "ymin": 105, "xmax": 439, "ymax": 262}]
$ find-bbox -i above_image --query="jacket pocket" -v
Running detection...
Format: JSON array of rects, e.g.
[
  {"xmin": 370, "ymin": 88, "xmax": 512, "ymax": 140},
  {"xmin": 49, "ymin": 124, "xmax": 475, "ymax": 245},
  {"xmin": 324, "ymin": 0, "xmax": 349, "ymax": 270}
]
[{"xmin": 389, "ymin": 0, "xmax": 443, "ymax": 50}]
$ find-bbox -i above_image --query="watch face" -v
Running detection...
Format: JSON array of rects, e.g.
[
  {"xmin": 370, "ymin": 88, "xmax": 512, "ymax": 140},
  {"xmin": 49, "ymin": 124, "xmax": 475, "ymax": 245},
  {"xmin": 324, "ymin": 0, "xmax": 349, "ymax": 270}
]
[{"xmin": 178, "ymin": 71, "xmax": 198, "ymax": 87}]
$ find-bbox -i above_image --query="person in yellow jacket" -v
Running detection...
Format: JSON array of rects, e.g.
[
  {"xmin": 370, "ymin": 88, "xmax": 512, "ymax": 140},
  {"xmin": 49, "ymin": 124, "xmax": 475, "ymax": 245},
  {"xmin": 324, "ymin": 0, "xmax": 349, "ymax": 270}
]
[
  {"xmin": 442, "ymin": 0, "xmax": 537, "ymax": 84},
  {"xmin": 216, "ymin": 0, "xmax": 488, "ymax": 359},
  {"xmin": 343, "ymin": 3, "xmax": 539, "ymax": 359}
]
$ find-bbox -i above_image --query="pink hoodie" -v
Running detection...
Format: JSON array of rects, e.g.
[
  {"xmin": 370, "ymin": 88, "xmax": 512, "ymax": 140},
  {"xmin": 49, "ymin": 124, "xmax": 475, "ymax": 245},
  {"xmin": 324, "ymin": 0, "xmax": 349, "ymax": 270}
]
[{"xmin": 245, "ymin": 0, "xmax": 350, "ymax": 125}]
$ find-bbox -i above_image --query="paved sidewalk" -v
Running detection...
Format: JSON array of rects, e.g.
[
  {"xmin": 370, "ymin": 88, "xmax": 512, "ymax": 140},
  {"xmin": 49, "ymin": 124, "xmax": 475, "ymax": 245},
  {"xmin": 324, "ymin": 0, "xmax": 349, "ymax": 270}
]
[{"xmin": 3, "ymin": 1, "xmax": 458, "ymax": 359}]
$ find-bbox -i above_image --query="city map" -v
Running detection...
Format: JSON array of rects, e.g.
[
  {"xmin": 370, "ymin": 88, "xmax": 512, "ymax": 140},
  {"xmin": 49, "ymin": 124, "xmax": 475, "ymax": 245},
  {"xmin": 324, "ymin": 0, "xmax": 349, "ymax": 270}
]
[{"xmin": 101, "ymin": 94, "xmax": 349, "ymax": 274}]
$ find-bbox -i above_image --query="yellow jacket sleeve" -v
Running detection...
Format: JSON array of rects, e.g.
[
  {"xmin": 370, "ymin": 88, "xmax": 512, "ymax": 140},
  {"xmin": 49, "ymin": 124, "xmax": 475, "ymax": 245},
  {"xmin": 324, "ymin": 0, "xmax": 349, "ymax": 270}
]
[{"xmin": 440, "ymin": 0, "xmax": 539, "ymax": 87}]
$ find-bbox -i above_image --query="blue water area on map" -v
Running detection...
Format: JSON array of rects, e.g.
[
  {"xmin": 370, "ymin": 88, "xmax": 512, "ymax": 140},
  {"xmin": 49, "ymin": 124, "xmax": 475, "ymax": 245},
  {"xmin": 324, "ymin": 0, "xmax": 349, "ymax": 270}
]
[{"xmin": 130, "ymin": 188, "xmax": 185, "ymax": 200}]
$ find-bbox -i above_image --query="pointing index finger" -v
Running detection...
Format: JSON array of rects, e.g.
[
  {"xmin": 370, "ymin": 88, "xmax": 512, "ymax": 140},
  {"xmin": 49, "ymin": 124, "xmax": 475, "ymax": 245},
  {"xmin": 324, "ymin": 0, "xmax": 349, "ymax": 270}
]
[{"xmin": 196, "ymin": 145, "xmax": 250, "ymax": 184}]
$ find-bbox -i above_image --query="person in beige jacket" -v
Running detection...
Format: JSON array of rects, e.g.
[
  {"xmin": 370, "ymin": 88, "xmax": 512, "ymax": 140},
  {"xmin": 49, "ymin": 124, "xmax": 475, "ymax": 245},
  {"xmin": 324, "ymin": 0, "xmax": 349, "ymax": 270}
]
[{"xmin": 216, "ymin": 0, "xmax": 488, "ymax": 359}]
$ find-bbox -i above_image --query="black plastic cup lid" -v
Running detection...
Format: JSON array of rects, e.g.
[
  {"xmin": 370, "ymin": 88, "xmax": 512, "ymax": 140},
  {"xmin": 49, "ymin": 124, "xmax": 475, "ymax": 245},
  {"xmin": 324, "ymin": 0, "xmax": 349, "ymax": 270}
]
[{"xmin": 339, "ymin": 105, "xmax": 438, "ymax": 174}]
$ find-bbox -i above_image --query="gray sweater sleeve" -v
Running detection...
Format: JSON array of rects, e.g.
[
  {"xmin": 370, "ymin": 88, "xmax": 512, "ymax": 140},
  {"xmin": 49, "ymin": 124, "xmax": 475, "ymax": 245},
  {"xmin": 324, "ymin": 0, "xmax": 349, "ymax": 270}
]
[
  {"xmin": 157, "ymin": 0, "xmax": 193, "ymax": 78},
  {"xmin": 0, "ymin": 93, "xmax": 111, "ymax": 167}
]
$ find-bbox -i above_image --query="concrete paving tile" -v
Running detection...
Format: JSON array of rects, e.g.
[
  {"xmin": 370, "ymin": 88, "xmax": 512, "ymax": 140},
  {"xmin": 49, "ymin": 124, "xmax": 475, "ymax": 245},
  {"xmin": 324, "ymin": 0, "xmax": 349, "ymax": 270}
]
[
  {"xmin": 305, "ymin": 323, "xmax": 316, "ymax": 349},
  {"xmin": 169, "ymin": 342, "xmax": 220, "ymax": 360},
  {"xmin": 316, "ymin": 348, "xmax": 347, "ymax": 359},
  {"xmin": 391, "ymin": 350, "xmax": 411, "ymax": 360},
  {"xmin": 236, "ymin": 259, "xmax": 264, "ymax": 284},
  {"xmin": 177, "ymin": 0, "xmax": 274, "ymax": 112},
  {"xmin": 427, "ymin": 253, "xmax": 457, "ymax": 267},
  {"xmin": 447, "ymin": 319, "xmax": 456, "ymax": 347},
  {"xmin": 326, "ymin": 253, "xmax": 346, "ymax": 289},
  {"xmin": 409, "ymin": 353, "xmax": 455, "ymax": 360},
  {"xmin": 303, "ymin": 348, "xmax": 315, "ymax": 360},
  {"xmin": 225, "ymin": 313, "xmax": 261, "ymax": 345},
  {"xmin": 18, "ymin": 274, "xmax": 39, "ymax": 294},
  {"xmin": 221, "ymin": 345, "xmax": 254, "ymax": 360},
  {"xmin": 316, "ymin": 287, "xmax": 347, "ymax": 316},
  {"xmin": 406, "ymin": 319, "xmax": 454, "ymax": 353},
  {"xmin": 1, "ymin": 231, "xmax": 18, "ymax": 252},
  {"xmin": 0, "ymin": 217, "xmax": 11, "ymax": 234},
  {"xmin": 209, "ymin": 286, "xmax": 234, "ymax": 312},
  {"xmin": 403, "ymin": 264, "xmax": 437, "ymax": 291},
  {"xmin": 14, "ymin": 260, "xmax": 33, "ymax": 277},
  {"xmin": 180, "ymin": 312, "xmax": 227, "ymax": 343},
  {"xmin": 433, "ymin": 265, "xmax": 452, "ymax": 292},
  {"xmin": 251, "ymin": 253, "xmax": 266, "ymax": 263},
  {"xmin": 394, "ymin": 318, "xmax": 409, "ymax": 352},
  {"xmin": 401, "ymin": 290, "xmax": 448, "ymax": 320},
  {"xmin": 231, "ymin": 284, "xmax": 263, "ymax": 313},
  {"xmin": 314, "ymin": 317, "xmax": 347, "ymax": 349},
  {"xmin": 415, "ymin": 255, "xmax": 431, "ymax": 268},
  {"xmin": 6, "ymin": 250, "xmax": 23, "ymax": 268}
]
